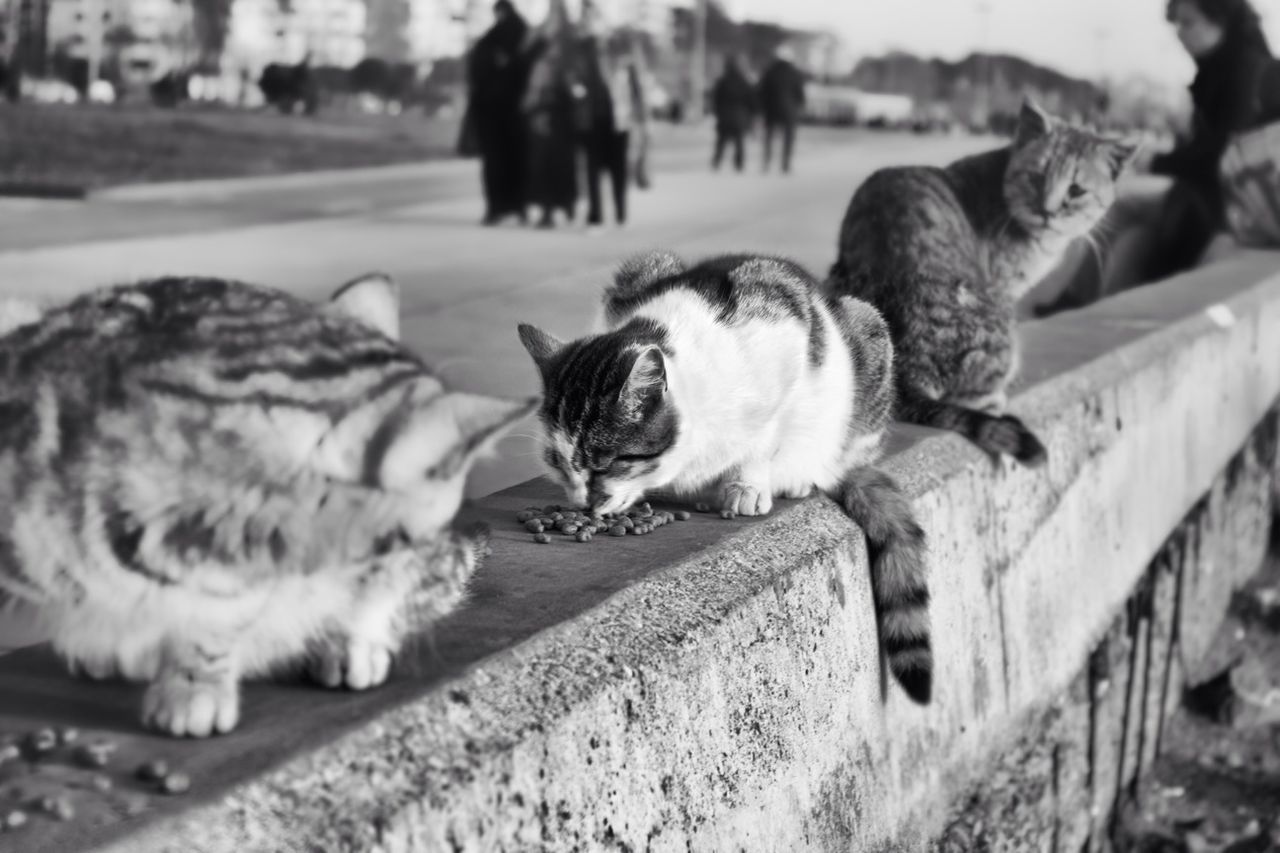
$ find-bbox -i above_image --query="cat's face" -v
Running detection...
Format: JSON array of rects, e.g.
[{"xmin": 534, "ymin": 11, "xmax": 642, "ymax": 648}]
[
  {"xmin": 518, "ymin": 323, "xmax": 680, "ymax": 515},
  {"xmin": 1004, "ymin": 101, "xmax": 1138, "ymax": 240}
]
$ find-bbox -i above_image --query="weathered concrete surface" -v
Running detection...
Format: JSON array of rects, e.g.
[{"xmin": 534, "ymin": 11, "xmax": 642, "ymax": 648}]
[
  {"xmin": 935, "ymin": 411, "xmax": 1277, "ymax": 851},
  {"xmin": 2, "ymin": 250, "xmax": 1279, "ymax": 852}
]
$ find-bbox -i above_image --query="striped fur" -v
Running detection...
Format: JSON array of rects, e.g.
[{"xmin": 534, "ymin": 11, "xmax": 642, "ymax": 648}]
[
  {"xmin": 826, "ymin": 100, "xmax": 1135, "ymax": 465},
  {"xmin": 0, "ymin": 274, "xmax": 534, "ymax": 736},
  {"xmin": 520, "ymin": 252, "xmax": 933, "ymax": 704}
]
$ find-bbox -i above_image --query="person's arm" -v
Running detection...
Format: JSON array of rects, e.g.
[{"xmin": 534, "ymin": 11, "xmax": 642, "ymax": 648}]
[{"xmin": 1152, "ymin": 55, "xmax": 1262, "ymax": 180}]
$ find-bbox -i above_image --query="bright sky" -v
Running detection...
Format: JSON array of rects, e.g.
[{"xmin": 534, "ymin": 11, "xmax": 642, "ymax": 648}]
[{"xmin": 728, "ymin": 0, "xmax": 1280, "ymax": 87}]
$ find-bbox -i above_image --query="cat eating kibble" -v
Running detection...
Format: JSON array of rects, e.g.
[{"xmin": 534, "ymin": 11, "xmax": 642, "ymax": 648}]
[{"xmin": 519, "ymin": 253, "xmax": 934, "ymax": 703}]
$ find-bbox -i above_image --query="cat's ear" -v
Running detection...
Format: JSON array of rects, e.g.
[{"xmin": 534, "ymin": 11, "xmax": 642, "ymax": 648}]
[
  {"xmin": 329, "ymin": 272, "xmax": 399, "ymax": 341},
  {"xmin": 517, "ymin": 323, "xmax": 565, "ymax": 375},
  {"xmin": 620, "ymin": 346, "xmax": 666, "ymax": 418},
  {"xmin": 1103, "ymin": 139, "xmax": 1141, "ymax": 179},
  {"xmin": 1014, "ymin": 99, "xmax": 1054, "ymax": 147},
  {"xmin": 374, "ymin": 392, "xmax": 539, "ymax": 489}
]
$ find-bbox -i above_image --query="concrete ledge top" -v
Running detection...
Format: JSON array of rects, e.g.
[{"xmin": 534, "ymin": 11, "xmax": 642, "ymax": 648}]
[{"xmin": 2, "ymin": 248, "xmax": 1279, "ymax": 852}]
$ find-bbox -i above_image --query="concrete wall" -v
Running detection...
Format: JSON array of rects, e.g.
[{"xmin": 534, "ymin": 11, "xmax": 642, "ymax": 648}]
[{"xmin": 5, "ymin": 250, "xmax": 1280, "ymax": 853}]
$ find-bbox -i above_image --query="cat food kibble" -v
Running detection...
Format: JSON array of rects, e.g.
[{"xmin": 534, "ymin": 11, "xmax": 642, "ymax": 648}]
[
  {"xmin": 160, "ymin": 772, "xmax": 192, "ymax": 795},
  {"xmin": 516, "ymin": 503, "xmax": 720, "ymax": 544},
  {"xmin": 39, "ymin": 796, "xmax": 74, "ymax": 822},
  {"xmin": 3, "ymin": 810, "xmax": 27, "ymax": 830},
  {"xmin": 26, "ymin": 728, "xmax": 57, "ymax": 755},
  {"xmin": 90, "ymin": 775, "xmax": 113, "ymax": 793},
  {"xmin": 136, "ymin": 760, "xmax": 169, "ymax": 782},
  {"xmin": 56, "ymin": 727, "xmax": 79, "ymax": 745}
]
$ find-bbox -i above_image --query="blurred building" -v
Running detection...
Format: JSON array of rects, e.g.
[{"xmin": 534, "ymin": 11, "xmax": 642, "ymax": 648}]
[{"xmin": 2, "ymin": 0, "xmax": 53, "ymax": 72}]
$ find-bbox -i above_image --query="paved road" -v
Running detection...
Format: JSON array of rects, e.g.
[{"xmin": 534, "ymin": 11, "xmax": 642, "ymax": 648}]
[{"xmin": 0, "ymin": 129, "xmax": 994, "ymax": 499}]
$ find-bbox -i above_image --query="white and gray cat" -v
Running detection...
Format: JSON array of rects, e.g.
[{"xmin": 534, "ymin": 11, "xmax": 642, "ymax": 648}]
[
  {"xmin": 519, "ymin": 252, "xmax": 933, "ymax": 703},
  {"xmin": 0, "ymin": 274, "xmax": 535, "ymax": 737}
]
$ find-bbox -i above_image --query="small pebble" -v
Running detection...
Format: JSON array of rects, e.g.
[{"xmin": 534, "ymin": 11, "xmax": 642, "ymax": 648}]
[
  {"xmin": 26, "ymin": 728, "xmax": 57, "ymax": 755},
  {"xmin": 160, "ymin": 773, "xmax": 191, "ymax": 795},
  {"xmin": 720, "ymin": 509, "xmax": 737, "ymax": 520},
  {"xmin": 136, "ymin": 760, "xmax": 169, "ymax": 782},
  {"xmin": 3, "ymin": 810, "xmax": 27, "ymax": 830},
  {"xmin": 675, "ymin": 511, "xmax": 691, "ymax": 521}
]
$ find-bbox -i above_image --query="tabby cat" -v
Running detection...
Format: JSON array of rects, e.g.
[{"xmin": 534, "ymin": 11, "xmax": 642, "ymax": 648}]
[
  {"xmin": 826, "ymin": 100, "xmax": 1137, "ymax": 464},
  {"xmin": 518, "ymin": 252, "xmax": 933, "ymax": 703},
  {"xmin": 0, "ymin": 274, "xmax": 534, "ymax": 737}
]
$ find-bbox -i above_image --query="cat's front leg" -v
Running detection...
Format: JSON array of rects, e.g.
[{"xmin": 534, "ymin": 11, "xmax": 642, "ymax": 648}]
[
  {"xmin": 719, "ymin": 460, "xmax": 774, "ymax": 516},
  {"xmin": 307, "ymin": 524, "xmax": 489, "ymax": 691},
  {"xmin": 142, "ymin": 636, "xmax": 241, "ymax": 737}
]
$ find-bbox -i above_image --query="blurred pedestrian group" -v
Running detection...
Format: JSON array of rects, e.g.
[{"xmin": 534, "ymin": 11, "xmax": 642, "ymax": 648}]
[
  {"xmin": 711, "ymin": 47, "xmax": 807, "ymax": 174},
  {"xmin": 459, "ymin": 0, "xmax": 650, "ymax": 232}
]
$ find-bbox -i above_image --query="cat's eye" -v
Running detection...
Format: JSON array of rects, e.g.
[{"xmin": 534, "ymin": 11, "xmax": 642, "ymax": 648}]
[
  {"xmin": 614, "ymin": 453, "xmax": 659, "ymax": 464},
  {"xmin": 1067, "ymin": 183, "xmax": 1086, "ymax": 199}
]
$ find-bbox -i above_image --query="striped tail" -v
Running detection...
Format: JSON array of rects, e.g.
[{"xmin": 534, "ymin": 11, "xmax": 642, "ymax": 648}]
[
  {"xmin": 897, "ymin": 385, "xmax": 1046, "ymax": 466},
  {"xmin": 839, "ymin": 466, "xmax": 932, "ymax": 704}
]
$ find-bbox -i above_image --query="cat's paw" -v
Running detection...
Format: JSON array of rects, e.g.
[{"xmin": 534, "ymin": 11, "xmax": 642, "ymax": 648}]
[
  {"xmin": 309, "ymin": 636, "xmax": 394, "ymax": 691},
  {"xmin": 142, "ymin": 676, "xmax": 240, "ymax": 738},
  {"xmin": 719, "ymin": 481, "xmax": 773, "ymax": 516}
]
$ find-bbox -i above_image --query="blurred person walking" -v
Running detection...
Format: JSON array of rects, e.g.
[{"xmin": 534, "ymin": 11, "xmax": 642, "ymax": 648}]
[
  {"xmin": 463, "ymin": 0, "xmax": 534, "ymax": 226},
  {"xmin": 578, "ymin": 36, "xmax": 647, "ymax": 231},
  {"xmin": 523, "ymin": 0, "xmax": 580, "ymax": 228},
  {"xmin": 711, "ymin": 55, "xmax": 755, "ymax": 172},
  {"xmin": 1036, "ymin": 0, "xmax": 1272, "ymax": 314},
  {"xmin": 757, "ymin": 46, "xmax": 807, "ymax": 174}
]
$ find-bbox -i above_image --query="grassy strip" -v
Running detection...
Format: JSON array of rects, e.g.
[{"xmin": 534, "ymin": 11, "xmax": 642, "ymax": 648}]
[{"xmin": 0, "ymin": 103, "xmax": 462, "ymax": 190}]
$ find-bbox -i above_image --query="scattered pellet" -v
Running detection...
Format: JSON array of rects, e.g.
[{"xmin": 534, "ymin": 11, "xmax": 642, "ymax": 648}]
[
  {"xmin": 3, "ymin": 810, "xmax": 27, "ymax": 830},
  {"xmin": 515, "ymin": 511, "xmax": 536, "ymax": 523},
  {"xmin": 74, "ymin": 740, "xmax": 117, "ymax": 769},
  {"xmin": 524, "ymin": 520, "xmax": 544, "ymax": 534},
  {"xmin": 675, "ymin": 511, "xmax": 691, "ymax": 521},
  {"xmin": 90, "ymin": 775, "xmax": 113, "ymax": 793},
  {"xmin": 26, "ymin": 729, "xmax": 57, "ymax": 755},
  {"xmin": 0, "ymin": 745, "xmax": 19, "ymax": 764},
  {"xmin": 135, "ymin": 760, "xmax": 169, "ymax": 783},
  {"xmin": 608, "ymin": 525, "xmax": 627, "ymax": 537},
  {"xmin": 575, "ymin": 530, "xmax": 592, "ymax": 543},
  {"xmin": 160, "ymin": 773, "xmax": 191, "ymax": 795},
  {"xmin": 533, "ymin": 533, "xmax": 551, "ymax": 544},
  {"xmin": 56, "ymin": 727, "xmax": 79, "ymax": 746},
  {"xmin": 38, "ymin": 796, "xmax": 74, "ymax": 822}
]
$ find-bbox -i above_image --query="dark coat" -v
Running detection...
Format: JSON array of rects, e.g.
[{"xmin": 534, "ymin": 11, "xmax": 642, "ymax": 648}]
[
  {"xmin": 524, "ymin": 39, "xmax": 580, "ymax": 213},
  {"xmin": 466, "ymin": 11, "xmax": 533, "ymax": 215},
  {"xmin": 713, "ymin": 64, "xmax": 755, "ymax": 133},
  {"xmin": 757, "ymin": 58, "xmax": 806, "ymax": 125},
  {"xmin": 1151, "ymin": 22, "xmax": 1273, "ymax": 206}
]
